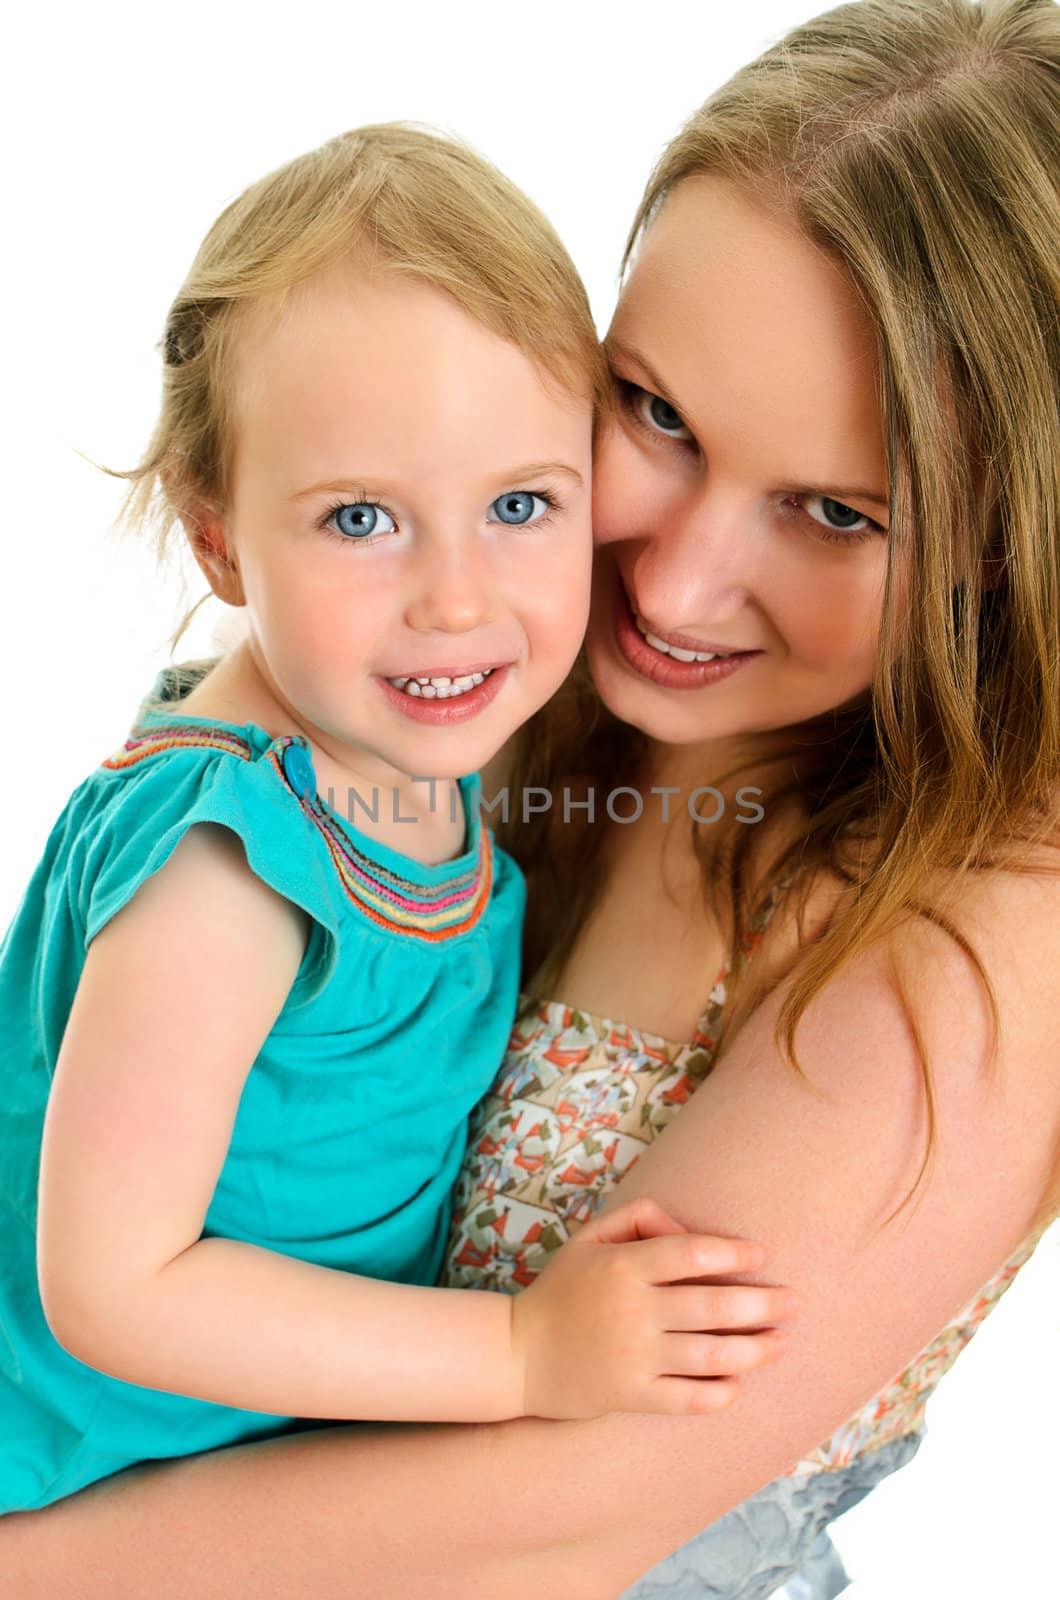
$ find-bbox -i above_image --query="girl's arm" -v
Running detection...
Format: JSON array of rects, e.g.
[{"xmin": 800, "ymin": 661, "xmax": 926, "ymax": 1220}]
[
  {"xmin": 10, "ymin": 862, "xmax": 1059, "ymax": 1599},
  {"xmin": 37, "ymin": 822, "xmax": 790, "ymax": 1426}
]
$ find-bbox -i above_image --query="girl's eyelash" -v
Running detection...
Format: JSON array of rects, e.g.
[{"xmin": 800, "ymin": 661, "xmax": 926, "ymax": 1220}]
[
  {"xmin": 613, "ymin": 375, "xmax": 885, "ymax": 548},
  {"xmin": 487, "ymin": 487, "xmax": 566, "ymax": 526},
  {"xmin": 317, "ymin": 491, "xmax": 394, "ymax": 547},
  {"xmin": 316, "ymin": 488, "xmax": 565, "ymax": 545}
]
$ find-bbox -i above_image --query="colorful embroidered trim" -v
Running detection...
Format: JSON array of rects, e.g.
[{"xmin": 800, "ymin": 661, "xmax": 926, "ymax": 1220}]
[
  {"xmin": 103, "ymin": 725, "xmax": 253, "ymax": 769},
  {"xmin": 103, "ymin": 724, "xmax": 492, "ymax": 942}
]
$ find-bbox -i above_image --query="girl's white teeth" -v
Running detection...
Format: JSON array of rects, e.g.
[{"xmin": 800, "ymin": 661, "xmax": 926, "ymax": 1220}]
[
  {"xmin": 389, "ymin": 669, "xmax": 493, "ymax": 699},
  {"xmin": 635, "ymin": 614, "xmax": 723, "ymax": 663}
]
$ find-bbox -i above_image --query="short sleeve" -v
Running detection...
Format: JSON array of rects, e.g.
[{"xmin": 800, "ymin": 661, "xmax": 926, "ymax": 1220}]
[{"xmin": 78, "ymin": 746, "xmax": 339, "ymax": 1008}]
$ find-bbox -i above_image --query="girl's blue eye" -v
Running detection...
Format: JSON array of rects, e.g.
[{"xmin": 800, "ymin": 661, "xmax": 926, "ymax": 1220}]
[
  {"xmin": 330, "ymin": 502, "xmax": 396, "ymax": 539},
  {"xmin": 803, "ymin": 495, "xmax": 872, "ymax": 534},
  {"xmin": 487, "ymin": 491, "xmax": 550, "ymax": 526}
]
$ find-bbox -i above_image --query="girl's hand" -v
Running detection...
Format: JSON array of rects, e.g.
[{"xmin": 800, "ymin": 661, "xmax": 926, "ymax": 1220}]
[{"xmin": 509, "ymin": 1195, "xmax": 795, "ymax": 1418}]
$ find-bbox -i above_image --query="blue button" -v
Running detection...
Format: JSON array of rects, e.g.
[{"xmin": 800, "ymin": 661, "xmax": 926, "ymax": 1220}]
[{"xmin": 282, "ymin": 741, "xmax": 316, "ymax": 802}]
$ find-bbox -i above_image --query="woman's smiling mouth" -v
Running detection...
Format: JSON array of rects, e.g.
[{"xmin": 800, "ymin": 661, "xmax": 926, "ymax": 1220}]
[{"xmin": 611, "ymin": 578, "xmax": 761, "ymax": 690}]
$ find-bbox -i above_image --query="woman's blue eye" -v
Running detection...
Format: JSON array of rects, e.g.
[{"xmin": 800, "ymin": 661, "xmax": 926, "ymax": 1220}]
[
  {"xmin": 631, "ymin": 385, "xmax": 692, "ymax": 441},
  {"xmin": 649, "ymin": 395, "xmax": 685, "ymax": 433},
  {"xmin": 804, "ymin": 495, "xmax": 871, "ymax": 533},
  {"xmin": 329, "ymin": 502, "xmax": 396, "ymax": 540},
  {"xmin": 487, "ymin": 491, "xmax": 550, "ymax": 526}
]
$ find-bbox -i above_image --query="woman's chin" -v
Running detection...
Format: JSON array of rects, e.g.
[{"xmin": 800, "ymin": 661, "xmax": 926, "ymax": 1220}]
[{"xmin": 585, "ymin": 630, "xmax": 725, "ymax": 744}]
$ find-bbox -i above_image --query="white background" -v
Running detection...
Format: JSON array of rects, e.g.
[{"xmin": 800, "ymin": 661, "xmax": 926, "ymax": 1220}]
[{"xmin": 2, "ymin": 2, "xmax": 1056, "ymax": 1593}]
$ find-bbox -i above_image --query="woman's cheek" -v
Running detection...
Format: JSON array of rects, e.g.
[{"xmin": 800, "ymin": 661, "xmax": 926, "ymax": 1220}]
[
  {"xmin": 785, "ymin": 555, "xmax": 887, "ymax": 674},
  {"xmin": 591, "ymin": 422, "xmax": 647, "ymax": 548}
]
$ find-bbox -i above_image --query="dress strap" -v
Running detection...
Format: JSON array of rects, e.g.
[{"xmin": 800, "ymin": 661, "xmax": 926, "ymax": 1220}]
[{"xmin": 689, "ymin": 874, "xmax": 795, "ymax": 1053}]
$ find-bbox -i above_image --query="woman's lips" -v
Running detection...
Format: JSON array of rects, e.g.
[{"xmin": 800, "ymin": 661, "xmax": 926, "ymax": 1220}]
[{"xmin": 611, "ymin": 581, "xmax": 761, "ymax": 690}]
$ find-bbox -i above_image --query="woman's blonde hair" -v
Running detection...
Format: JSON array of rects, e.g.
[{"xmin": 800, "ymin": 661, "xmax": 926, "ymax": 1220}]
[
  {"xmin": 506, "ymin": 0, "xmax": 1060, "ymax": 1226},
  {"xmin": 117, "ymin": 122, "xmax": 609, "ymax": 625}
]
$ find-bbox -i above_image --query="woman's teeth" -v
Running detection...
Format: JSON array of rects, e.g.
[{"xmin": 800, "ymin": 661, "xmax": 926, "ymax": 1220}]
[
  {"xmin": 387, "ymin": 669, "xmax": 494, "ymax": 700},
  {"xmin": 634, "ymin": 613, "xmax": 728, "ymax": 663}
]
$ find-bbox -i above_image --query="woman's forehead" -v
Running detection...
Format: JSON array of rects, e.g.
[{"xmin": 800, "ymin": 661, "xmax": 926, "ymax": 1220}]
[
  {"xmin": 611, "ymin": 175, "xmax": 886, "ymax": 488},
  {"xmin": 617, "ymin": 176, "xmax": 875, "ymax": 367}
]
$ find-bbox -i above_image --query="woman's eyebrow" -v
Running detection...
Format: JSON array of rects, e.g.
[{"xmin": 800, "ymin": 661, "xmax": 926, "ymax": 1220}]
[
  {"xmin": 607, "ymin": 334, "xmax": 889, "ymax": 512},
  {"xmin": 604, "ymin": 335, "xmax": 684, "ymax": 411},
  {"xmin": 807, "ymin": 484, "xmax": 890, "ymax": 511}
]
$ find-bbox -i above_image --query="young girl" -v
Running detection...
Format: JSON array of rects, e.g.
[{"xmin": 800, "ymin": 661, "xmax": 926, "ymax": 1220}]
[{"xmin": 0, "ymin": 125, "xmax": 795, "ymax": 1515}]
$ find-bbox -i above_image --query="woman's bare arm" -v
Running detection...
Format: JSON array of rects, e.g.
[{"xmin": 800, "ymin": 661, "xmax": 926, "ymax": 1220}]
[{"xmin": 7, "ymin": 869, "xmax": 1059, "ymax": 1600}]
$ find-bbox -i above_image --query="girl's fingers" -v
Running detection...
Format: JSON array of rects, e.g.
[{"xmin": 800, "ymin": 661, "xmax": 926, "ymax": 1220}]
[
  {"xmin": 661, "ymin": 1329, "xmax": 788, "ymax": 1377},
  {"xmin": 649, "ymin": 1376, "xmax": 740, "ymax": 1416},
  {"xmin": 581, "ymin": 1196, "xmax": 687, "ymax": 1244},
  {"xmin": 655, "ymin": 1283, "xmax": 798, "ymax": 1330},
  {"xmin": 630, "ymin": 1232, "xmax": 767, "ymax": 1284}
]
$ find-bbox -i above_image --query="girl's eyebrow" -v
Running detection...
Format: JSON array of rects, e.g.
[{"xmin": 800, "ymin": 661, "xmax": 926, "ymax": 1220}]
[
  {"xmin": 606, "ymin": 334, "xmax": 889, "ymax": 513},
  {"xmin": 289, "ymin": 461, "xmax": 584, "ymax": 502},
  {"xmin": 503, "ymin": 461, "xmax": 584, "ymax": 486}
]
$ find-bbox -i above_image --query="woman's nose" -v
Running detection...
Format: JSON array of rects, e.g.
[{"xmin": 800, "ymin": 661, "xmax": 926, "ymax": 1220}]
[
  {"xmin": 630, "ymin": 489, "xmax": 756, "ymax": 630},
  {"xmin": 404, "ymin": 540, "xmax": 494, "ymax": 634}
]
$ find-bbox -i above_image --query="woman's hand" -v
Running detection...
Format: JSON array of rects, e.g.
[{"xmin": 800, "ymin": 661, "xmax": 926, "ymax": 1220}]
[{"xmin": 509, "ymin": 1195, "xmax": 794, "ymax": 1418}]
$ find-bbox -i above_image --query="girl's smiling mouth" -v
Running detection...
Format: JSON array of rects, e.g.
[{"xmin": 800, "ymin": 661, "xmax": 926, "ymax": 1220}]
[
  {"xmin": 377, "ymin": 663, "xmax": 511, "ymax": 722},
  {"xmin": 387, "ymin": 669, "xmax": 495, "ymax": 700}
]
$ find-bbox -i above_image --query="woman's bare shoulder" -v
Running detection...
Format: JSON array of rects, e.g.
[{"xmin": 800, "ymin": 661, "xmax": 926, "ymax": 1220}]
[
  {"xmin": 631, "ymin": 817, "xmax": 1060, "ymax": 1271},
  {"xmin": 754, "ymin": 818, "xmax": 1060, "ymax": 1043},
  {"xmin": 885, "ymin": 841, "xmax": 1060, "ymax": 1075}
]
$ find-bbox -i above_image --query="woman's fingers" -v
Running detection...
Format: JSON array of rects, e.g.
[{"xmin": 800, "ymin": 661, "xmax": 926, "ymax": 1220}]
[{"xmin": 655, "ymin": 1283, "xmax": 798, "ymax": 1330}]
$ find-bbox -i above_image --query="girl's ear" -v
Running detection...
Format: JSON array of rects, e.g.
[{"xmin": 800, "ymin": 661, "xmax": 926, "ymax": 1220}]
[
  {"xmin": 164, "ymin": 470, "xmax": 245, "ymax": 607},
  {"xmin": 185, "ymin": 508, "xmax": 246, "ymax": 608}
]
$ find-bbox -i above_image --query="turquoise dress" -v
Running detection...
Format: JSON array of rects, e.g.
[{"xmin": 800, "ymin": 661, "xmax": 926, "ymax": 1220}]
[{"xmin": 0, "ymin": 667, "xmax": 524, "ymax": 1513}]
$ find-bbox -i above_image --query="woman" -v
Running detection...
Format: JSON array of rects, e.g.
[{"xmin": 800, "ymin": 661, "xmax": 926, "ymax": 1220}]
[{"xmin": 4, "ymin": 0, "xmax": 1057, "ymax": 1594}]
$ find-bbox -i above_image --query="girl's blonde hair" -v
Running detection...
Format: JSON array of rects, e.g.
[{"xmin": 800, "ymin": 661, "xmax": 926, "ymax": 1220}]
[
  {"xmin": 118, "ymin": 122, "xmax": 609, "ymax": 606},
  {"xmin": 506, "ymin": 0, "xmax": 1060, "ymax": 1227}
]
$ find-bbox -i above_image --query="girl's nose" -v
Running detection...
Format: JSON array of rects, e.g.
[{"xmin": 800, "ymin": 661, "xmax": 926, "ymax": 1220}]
[{"xmin": 404, "ymin": 541, "xmax": 494, "ymax": 634}]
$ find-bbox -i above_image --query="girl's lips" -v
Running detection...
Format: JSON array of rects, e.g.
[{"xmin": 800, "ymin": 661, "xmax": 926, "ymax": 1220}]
[
  {"xmin": 611, "ymin": 582, "xmax": 761, "ymax": 690},
  {"xmin": 376, "ymin": 663, "xmax": 510, "ymax": 724}
]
